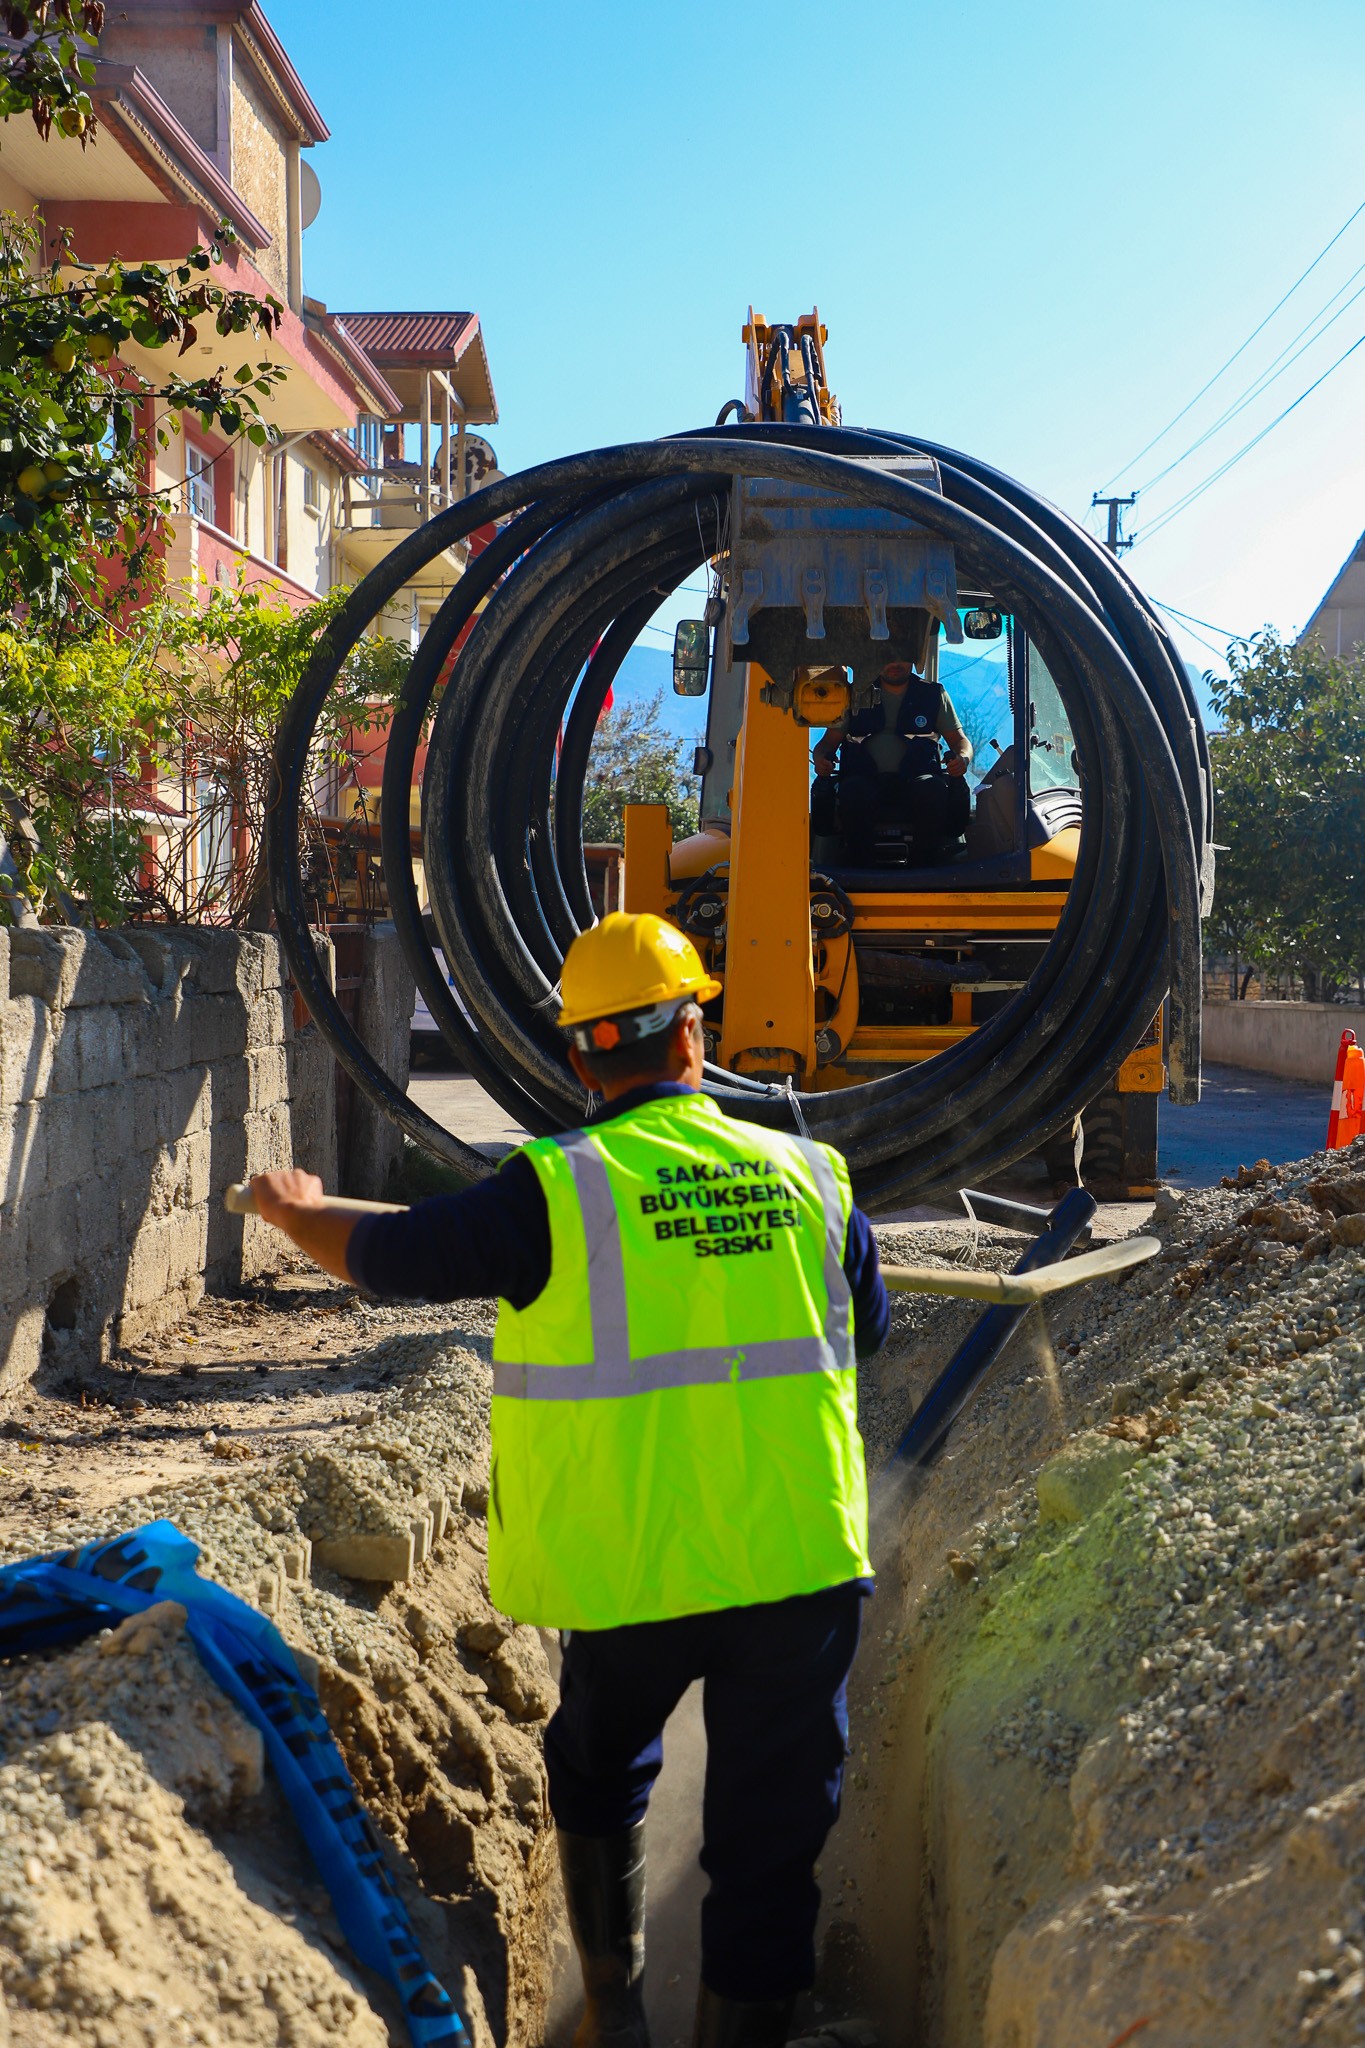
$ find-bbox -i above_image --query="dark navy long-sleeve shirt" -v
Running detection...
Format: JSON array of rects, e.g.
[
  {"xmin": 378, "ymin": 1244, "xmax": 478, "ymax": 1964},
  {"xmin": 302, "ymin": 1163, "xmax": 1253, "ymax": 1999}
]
[{"xmin": 347, "ymin": 1081, "xmax": 890, "ymax": 1360}]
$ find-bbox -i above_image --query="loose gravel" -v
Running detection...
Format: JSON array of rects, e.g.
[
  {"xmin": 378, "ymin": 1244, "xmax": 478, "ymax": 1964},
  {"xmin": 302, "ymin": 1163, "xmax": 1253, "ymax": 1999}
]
[{"xmin": 836, "ymin": 1136, "xmax": 1365, "ymax": 2048}]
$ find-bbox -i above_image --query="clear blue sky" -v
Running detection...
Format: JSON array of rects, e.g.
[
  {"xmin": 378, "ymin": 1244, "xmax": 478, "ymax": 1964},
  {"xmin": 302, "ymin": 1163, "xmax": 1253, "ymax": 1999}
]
[{"xmin": 273, "ymin": 0, "xmax": 1365, "ymax": 678}]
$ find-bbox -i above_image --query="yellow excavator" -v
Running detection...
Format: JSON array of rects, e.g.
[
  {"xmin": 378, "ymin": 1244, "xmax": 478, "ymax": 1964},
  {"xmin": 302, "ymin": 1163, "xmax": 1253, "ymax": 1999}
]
[{"xmin": 620, "ymin": 312, "xmax": 1164, "ymax": 1197}]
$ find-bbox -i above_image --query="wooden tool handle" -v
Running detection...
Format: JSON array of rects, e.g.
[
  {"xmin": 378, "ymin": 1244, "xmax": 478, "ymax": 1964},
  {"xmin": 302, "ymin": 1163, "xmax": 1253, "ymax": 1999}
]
[
  {"xmin": 224, "ymin": 1181, "xmax": 408, "ymax": 1220},
  {"xmin": 881, "ymin": 1234, "xmax": 1159, "ymax": 1303}
]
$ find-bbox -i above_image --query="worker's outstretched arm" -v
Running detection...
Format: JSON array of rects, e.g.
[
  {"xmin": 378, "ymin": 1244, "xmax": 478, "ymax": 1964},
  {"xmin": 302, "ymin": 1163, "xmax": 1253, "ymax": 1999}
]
[
  {"xmin": 250, "ymin": 1169, "xmax": 364, "ymax": 1283},
  {"xmin": 812, "ymin": 720, "xmax": 847, "ymax": 775},
  {"xmin": 938, "ymin": 691, "xmax": 973, "ymax": 775}
]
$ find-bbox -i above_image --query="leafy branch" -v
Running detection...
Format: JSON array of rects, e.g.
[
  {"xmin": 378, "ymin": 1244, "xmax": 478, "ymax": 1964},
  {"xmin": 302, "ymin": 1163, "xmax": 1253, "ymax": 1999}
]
[
  {"xmin": 0, "ymin": 210, "xmax": 286, "ymax": 618},
  {"xmin": 0, "ymin": 1, "xmax": 104, "ymax": 142}
]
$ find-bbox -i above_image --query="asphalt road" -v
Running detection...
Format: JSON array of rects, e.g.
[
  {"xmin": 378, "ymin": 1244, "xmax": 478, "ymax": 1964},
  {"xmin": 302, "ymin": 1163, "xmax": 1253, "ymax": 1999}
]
[
  {"xmin": 408, "ymin": 1057, "xmax": 1338, "ymax": 1196},
  {"xmin": 1159, "ymin": 1060, "xmax": 1332, "ymax": 1187}
]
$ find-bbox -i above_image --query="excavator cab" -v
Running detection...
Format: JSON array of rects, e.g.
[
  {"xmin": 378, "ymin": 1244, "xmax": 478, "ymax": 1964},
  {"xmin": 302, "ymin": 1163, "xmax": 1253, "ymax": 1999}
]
[{"xmin": 800, "ymin": 603, "xmax": 1082, "ymax": 880}]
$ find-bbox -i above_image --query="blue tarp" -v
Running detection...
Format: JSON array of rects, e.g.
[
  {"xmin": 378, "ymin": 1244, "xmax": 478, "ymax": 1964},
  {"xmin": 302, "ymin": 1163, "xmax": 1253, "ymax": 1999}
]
[{"xmin": 0, "ymin": 1520, "xmax": 465, "ymax": 2046}]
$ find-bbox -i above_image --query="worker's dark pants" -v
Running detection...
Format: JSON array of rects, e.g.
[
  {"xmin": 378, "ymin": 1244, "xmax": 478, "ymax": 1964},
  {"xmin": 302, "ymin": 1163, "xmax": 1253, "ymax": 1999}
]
[
  {"xmin": 544, "ymin": 1579, "xmax": 867, "ymax": 2000},
  {"xmin": 811, "ymin": 760, "xmax": 967, "ymax": 864}
]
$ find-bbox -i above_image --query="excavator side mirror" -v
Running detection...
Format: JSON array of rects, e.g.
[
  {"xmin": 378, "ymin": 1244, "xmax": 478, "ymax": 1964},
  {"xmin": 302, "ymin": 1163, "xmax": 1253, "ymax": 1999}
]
[
  {"xmin": 672, "ymin": 620, "xmax": 710, "ymax": 696},
  {"xmin": 963, "ymin": 607, "xmax": 1003, "ymax": 640}
]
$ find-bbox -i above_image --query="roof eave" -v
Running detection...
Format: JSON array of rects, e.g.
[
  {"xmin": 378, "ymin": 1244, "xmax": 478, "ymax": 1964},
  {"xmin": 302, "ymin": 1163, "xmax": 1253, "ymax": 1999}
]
[
  {"xmin": 95, "ymin": 61, "xmax": 272, "ymax": 249},
  {"xmin": 1303, "ymin": 527, "xmax": 1365, "ymax": 633},
  {"xmin": 306, "ymin": 314, "xmax": 404, "ymax": 418},
  {"xmin": 236, "ymin": 2, "xmax": 330, "ymax": 145},
  {"xmin": 457, "ymin": 313, "xmax": 499, "ymax": 426}
]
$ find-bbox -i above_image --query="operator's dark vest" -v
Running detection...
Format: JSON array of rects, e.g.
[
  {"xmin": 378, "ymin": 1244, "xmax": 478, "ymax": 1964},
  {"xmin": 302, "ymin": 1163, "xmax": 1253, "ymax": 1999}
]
[{"xmin": 843, "ymin": 680, "xmax": 945, "ymax": 778}]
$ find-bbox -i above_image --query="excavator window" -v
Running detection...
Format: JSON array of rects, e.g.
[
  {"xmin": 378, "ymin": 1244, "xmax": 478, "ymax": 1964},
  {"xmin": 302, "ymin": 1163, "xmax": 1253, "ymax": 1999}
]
[{"xmin": 1026, "ymin": 639, "xmax": 1079, "ymax": 795}]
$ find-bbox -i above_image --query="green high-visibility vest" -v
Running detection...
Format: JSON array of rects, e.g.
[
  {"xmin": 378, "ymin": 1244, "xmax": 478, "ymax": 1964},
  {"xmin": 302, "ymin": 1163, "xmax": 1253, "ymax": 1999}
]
[{"xmin": 489, "ymin": 1091, "xmax": 872, "ymax": 1629}]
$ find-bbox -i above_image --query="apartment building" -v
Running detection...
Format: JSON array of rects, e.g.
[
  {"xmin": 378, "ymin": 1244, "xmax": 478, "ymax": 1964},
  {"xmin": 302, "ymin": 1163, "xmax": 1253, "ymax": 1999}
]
[
  {"xmin": 0, "ymin": 0, "xmax": 498, "ymax": 911},
  {"xmin": 0, "ymin": 0, "xmax": 497, "ymax": 626}
]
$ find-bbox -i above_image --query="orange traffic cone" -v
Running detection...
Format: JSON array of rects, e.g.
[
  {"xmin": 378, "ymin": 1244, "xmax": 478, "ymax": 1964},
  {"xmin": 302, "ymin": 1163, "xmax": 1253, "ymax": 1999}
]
[{"xmin": 1326, "ymin": 1029, "xmax": 1365, "ymax": 1150}]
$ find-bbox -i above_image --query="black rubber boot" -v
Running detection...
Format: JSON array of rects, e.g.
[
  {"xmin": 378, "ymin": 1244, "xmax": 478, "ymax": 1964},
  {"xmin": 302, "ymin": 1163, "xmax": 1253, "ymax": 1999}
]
[
  {"xmin": 558, "ymin": 1824, "xmax": 649, "ymax": 2048},
  {"xmin": 692, "ymin": 1984, "xmax": 797, "ymax": 2048}
]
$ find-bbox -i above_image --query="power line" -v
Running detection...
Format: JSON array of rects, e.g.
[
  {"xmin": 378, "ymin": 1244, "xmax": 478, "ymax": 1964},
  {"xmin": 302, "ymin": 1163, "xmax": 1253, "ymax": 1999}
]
[
  {"xmin": 1134, "ymin": 325, "xmax": 1365, "ymax": 548},
  {"xmin": 1099, "ymin": 195, "xmax": 1365, "ymax": 490},
  {"xmin": 1151, "ymin": 601, "xmax": 1233, "ymax": 665},
  {"xmin": 1135, "ymin": 261, "xmax": 1365, "ymax": 497},
  {"xmin": 1150, "ymin": 598, "xmax": 1245, "ymax": 664},
  {"xmin": 1151, "ymin": 598, "xmax": 1244, "ymax": 639},
  {"xmin": 1164, "ymin": 616, "xmax": 1229, "ymax": 665}
]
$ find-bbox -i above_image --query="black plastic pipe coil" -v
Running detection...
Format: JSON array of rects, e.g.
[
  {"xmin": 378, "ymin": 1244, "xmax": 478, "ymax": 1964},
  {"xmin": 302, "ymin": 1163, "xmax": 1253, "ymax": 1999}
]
[{"xmin": 266, "ymin": 424, "xmax": 1213, "ymax": 1214}]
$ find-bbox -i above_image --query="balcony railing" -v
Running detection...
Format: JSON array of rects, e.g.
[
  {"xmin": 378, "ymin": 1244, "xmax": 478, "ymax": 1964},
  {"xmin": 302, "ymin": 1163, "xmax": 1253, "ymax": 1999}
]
[{"xmin": 338, "ymin": 469, "xmax": 467, "ymax": 552}]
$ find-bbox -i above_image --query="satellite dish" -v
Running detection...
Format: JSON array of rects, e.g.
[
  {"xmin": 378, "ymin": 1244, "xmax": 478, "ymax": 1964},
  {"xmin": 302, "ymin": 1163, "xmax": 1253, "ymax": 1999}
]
[
  {"xmin": 463, "ymin": 434, "xmax": 502, "ymax": 488},
  {"xmin": 300, "ymin": 159, "xmax": 322, "ymax": 230}
]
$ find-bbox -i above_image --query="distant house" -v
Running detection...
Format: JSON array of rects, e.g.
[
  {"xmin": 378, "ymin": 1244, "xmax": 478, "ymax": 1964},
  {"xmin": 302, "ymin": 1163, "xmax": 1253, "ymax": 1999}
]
[{"xmin": 1300, "ymin": 531, "xmax": 1365, "ymax": 659}]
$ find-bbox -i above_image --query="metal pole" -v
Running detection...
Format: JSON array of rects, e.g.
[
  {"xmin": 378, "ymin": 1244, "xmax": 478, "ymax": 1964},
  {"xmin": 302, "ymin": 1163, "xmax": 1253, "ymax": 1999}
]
[
  {"xmin": 441, "ymin": 378, "xmax": 452, "ymax": 508},
  {"xmin": 420, "ymin": 371, "xmax": 432, "ymax": 519}
]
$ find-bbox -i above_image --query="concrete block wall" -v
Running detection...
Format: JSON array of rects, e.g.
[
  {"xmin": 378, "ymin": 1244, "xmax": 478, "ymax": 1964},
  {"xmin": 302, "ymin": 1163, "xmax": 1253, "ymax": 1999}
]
[
  {"xmin": 0, "ymin": 925, "xmax": 337, "ymax": 1393},
  {"xmin": 343, "ymin": 922, "xmax": 416, "ymax": 1201},
  {"xmin": 1202, "ymin": 1000, "xmax": 1365, "ymax": 1085}
]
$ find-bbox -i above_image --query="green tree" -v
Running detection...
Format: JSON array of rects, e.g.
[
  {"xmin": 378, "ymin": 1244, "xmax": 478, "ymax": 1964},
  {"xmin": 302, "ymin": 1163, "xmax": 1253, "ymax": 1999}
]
[
  {"xmin": 578, "ymin": 691, "xmax": 699, "ymax": 844},
  {"xmin": 0, "ymin": 614, "xmax": 180, "ymax": 923},
  {"xmin": 2, "ymin": 5, "xmax": 289, "ymax": 616},
  {"xmin": 0, "ymin": 580, "xmax": 408, "ymax": 927},
  {"xmin": 146, "ymin": 580, "xmax": 408, "ymax": 926},
  {"xmin": 0, "ymin": 209, "xmax": 285, "ymax": 619},
  {"xmin": 0, "ymin": 15, "xmax": 329, "ymax": 923},
  {"xmin": 1208, "ymin": 630, "xmax": 1365, "ymax": 1002}
]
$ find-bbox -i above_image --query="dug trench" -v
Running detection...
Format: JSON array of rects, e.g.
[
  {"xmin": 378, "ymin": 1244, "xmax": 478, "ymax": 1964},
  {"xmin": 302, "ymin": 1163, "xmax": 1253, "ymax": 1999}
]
[{"xmin": 2, "ymin": 1135, "xmax": 1364, "ymax": 2045}]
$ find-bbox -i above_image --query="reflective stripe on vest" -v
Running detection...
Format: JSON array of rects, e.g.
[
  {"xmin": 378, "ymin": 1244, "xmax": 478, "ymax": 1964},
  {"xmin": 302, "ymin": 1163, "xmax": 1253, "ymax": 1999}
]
[{"xmin": 492, "ymin": 1127, "xmax": 852, "ymax": 1401}]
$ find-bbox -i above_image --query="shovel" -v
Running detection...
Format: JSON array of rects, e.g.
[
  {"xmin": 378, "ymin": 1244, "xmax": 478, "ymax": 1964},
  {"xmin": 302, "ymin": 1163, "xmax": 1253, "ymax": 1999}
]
[{"xmin": 880, "ymin": 1233, "xmax": 1159, "ymax": 1305}]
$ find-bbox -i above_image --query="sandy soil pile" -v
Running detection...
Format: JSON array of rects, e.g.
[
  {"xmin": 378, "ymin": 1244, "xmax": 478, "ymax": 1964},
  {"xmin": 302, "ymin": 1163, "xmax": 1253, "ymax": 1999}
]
[
  {"xmin": 0, "ymin": 1281, "xmax": 559, "ymax": 2048},
  {"xmin": 827, "ymin": 1138, "xmax": 1365, "ymax": 2047}
]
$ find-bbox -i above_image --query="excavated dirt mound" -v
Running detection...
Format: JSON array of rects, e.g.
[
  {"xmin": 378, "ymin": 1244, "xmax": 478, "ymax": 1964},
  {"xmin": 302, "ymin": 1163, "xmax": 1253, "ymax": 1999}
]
[
  {"xmin": 0, "ymin": 1293, "xmax": 559, "ymax": 2048},
  {"xmin": 821, "ymin": 1137, "xmax": 1365, "ymax": 2048},
  {"xmin": 8, "ymin": 1137, "xmax": 1365, "ymax": 2048}
]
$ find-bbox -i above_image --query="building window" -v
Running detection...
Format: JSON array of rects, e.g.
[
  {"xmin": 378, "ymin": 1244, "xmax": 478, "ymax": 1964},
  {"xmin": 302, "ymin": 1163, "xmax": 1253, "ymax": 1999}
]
[
  {"xmin": 185, "ymin": 442, "xmax": 217, "ymax": 526},
  {"xmin": 345, "ymin": 411, "xmax": 383, "ymax": 482},
  {"xmin": 302, "ymin": 462, "xmax": 320, "ymax": 514}
]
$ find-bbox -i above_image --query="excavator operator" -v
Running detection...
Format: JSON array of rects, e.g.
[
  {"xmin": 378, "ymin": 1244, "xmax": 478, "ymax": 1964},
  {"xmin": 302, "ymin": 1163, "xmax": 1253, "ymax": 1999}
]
[
  {"xmin": 248, "ymin": 911, "xmax": 889, "ymax": 2048},
  {"xmin": 811, "ymin": 658, "xmax": 972, "ymax": 865}
]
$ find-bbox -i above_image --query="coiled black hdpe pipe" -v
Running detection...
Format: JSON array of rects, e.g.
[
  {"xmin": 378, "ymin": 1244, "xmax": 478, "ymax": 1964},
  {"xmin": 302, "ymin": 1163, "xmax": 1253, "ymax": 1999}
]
[{"xmin": 266, "ymin": 424, "xmax": 1213, "ymax": 1212}]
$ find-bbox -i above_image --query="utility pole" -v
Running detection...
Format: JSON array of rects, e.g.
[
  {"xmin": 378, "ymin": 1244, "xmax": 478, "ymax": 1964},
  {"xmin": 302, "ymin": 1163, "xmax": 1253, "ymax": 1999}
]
[{"xmin": 1091, "ymin": 492, "xmax": 1137, "ymax": 554}]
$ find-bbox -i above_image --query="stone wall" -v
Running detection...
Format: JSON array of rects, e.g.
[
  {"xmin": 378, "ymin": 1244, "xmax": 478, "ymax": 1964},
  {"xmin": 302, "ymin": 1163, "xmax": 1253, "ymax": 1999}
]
[
  {"xmin": 0, "ymin": 926, "xmax": 336, "ymax": 1393},
  {"xmin": 1202, "ymin": 999, "xmax": 1364, "ymax": 1084}
]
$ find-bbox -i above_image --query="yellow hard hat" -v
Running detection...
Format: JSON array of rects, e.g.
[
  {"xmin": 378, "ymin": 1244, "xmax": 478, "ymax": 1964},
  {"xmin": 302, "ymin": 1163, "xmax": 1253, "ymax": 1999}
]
[{"xmin": 558, "ymin": 912, "xmax": 722, "ymax": 1047}]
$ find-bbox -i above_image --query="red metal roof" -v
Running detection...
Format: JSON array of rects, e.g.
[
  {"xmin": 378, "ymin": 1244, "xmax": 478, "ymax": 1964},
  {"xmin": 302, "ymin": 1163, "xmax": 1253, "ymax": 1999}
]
[{"xmin": 333, "ymin": 311, "xmax": 480, "ymax": 366}]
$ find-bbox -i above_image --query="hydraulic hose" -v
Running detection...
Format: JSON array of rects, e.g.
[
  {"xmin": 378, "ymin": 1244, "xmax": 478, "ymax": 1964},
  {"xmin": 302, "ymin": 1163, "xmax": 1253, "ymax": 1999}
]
[{"xmin": 266, "ymin": 425, "xmax": 1212, "ymax": 1213}]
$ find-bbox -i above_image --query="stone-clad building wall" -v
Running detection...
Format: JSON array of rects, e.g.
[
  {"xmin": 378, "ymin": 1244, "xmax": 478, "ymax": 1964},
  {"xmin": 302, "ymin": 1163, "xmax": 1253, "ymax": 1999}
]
[{"xmin": 0, "ymin": 926, "xmax": 337, "ymax": 1392}]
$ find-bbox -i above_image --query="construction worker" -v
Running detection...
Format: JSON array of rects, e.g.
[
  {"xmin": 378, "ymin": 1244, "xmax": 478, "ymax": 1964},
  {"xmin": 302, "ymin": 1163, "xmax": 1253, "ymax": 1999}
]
[
  {"xmin": 811, "ymin": 658, "xmax": 972, "ymax": 864},
  {"xmin": 249, "ymin": 911, "xmax": 888, "ymax": 2048}
]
